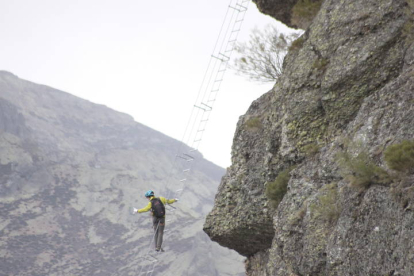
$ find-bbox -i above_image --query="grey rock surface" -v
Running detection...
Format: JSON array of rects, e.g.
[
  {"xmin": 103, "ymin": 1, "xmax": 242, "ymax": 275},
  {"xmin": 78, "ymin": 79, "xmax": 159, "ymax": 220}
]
[{"xmin": 205, "ymin": 0, "xmax": 414, "ymax": 275}]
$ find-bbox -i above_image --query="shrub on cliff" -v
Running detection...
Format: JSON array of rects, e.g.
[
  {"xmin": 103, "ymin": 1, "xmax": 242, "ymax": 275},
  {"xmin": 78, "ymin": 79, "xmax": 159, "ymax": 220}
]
[
  {"xmin": 384, "ymin": 140, "xmax": 414, "ymax": 208},
  {"xmin": 310, "ymin": 183, "xmax": 340, "ymax": 224},
  {"xmin": 232, "ymin": 25, "xmax": 300, "ymax": 83},
  {"xmin": 384, "ymin": 140, "xmax": 414, "ymax": 174},
  {"xmin": 336, "ymin": 151, "xmax": 391, "ymax": 189},
  {"xmin": 266, "ymin": 167, "xmax": 294, "ymax": 208}
]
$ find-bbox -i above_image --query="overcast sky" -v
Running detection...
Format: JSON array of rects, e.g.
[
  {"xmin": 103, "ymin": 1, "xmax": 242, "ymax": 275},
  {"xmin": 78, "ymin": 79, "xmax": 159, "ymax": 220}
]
[{"xmin": 0, "ymin": 0, "xmax": 294, "ymax": 168}]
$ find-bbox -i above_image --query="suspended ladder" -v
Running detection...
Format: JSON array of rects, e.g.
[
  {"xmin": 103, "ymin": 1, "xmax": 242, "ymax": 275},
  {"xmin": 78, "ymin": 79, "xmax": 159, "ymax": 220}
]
[{"xmin": 137, "ymin": 0, "xmax": 250, "ymax": 274}]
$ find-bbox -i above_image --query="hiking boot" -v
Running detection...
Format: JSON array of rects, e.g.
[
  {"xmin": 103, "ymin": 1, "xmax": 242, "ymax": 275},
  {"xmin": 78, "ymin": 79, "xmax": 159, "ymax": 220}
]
[{"xmin": 155, "ymin": 247, "xmax": 164, "ymax": 252}]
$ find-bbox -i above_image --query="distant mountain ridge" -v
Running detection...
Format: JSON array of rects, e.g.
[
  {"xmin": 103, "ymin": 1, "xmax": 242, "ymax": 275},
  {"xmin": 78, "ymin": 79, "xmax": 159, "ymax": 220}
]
[{"xmin": 0, "ymin": 71, "xmax": 244, "ymax": 275}]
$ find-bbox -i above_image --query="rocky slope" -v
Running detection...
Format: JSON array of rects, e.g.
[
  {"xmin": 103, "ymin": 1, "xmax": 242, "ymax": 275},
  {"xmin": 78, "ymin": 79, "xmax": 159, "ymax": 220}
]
[
  {"xmin": 0, "ymin": 71, "xmax": 244, "ymax": 276},
  {"xmin": 205, "ymin": 0, "xmax": 414, "ymax": 275}
]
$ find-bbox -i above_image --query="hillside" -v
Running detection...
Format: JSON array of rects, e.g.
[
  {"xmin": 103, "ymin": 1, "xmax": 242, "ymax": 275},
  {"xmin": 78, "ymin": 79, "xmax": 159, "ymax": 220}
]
[{"xmin": 0, "ymin": 70, "xmax": 244, "ymax": 276}]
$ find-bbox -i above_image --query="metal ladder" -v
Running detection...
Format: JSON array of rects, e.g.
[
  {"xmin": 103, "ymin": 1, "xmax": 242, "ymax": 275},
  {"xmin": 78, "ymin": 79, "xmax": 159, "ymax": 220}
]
[{"xmin": 137, "ymin": 0, "xmax": 250, "ymax": 274}]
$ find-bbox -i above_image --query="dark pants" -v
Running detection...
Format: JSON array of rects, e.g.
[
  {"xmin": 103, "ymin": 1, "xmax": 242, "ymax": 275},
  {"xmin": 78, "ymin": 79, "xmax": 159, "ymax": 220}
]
[{"xmin": 152, "ymin": 217, "xmax": 165, "ymax": 249}]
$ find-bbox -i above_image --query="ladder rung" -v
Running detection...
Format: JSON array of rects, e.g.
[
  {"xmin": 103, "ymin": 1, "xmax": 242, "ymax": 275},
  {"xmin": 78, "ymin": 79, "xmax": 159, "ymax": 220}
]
[
  {"xmin": 235, "ymin": 4, "xmax": 248, "ymax": 11},
  {"xmin": 194, "ymin": 104, "xmax": 207, "ymax": 111},
  {"xmin": 201, "ymin": 103, "xmax": 212, "ymax": 109},
  {"xmin": 229, "ymin": 5, "xmax": 244, "ymax": 12},
  {"xmin": 211, "ymin": 55, "xmax": 228, "ymax": 62},
  {"xmin": 219, "ymin": 53, "xmax": 230, "ymax": 59}
]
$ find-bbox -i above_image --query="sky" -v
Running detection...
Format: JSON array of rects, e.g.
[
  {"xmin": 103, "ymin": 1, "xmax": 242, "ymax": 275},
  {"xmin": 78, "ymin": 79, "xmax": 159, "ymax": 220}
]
[{"xmin": 0, "ymin": 0, "xmax": 294, "ymax": 168}]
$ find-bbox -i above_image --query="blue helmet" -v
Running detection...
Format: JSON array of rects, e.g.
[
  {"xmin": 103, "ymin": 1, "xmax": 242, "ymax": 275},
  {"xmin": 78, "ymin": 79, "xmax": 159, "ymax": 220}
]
[{"xmin": 145, "ymin": 190, "xmax": 154, "ymax": 197}]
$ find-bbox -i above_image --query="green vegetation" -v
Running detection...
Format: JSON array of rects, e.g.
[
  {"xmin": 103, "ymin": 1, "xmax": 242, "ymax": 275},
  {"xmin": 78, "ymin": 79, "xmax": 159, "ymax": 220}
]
[
  {"xmin": 312, "ymin": 58, "xmax": 329, "ymax": 71},
  {"xmin": 292, "ymin": 0, "xmax": 323, "ymax": 29},
  {"xmin": 310, "ymin": 183, "xmax": 340, "ymax": 223},
  {"xmin": 336, "ymin": 150, "xmax": 391, "ymax": 189},
  {"xmin": 245, "ymin": 117, "xmax": 262, "ymax": 131},
  {"xmin": 406, "ymin": 0, "xmax": 414, "ymax": 10},
  {"xmin": 265, "ymin": 167, "xmax": 295, "ymax": 208},
  {"xmin": 384, "ymin": 140, "xmax": 414, "ymax": 174},
  {"xmin": 403, "ymin": 1, "xmax": 414, "ymax": 39},
  {"xmin": 402, "ymin": 19, "xmax": 414, "ymax": 38},
  {"xmin": 302, "ymin": 143, "xmax": 320, "ymax": 157},
  {"xmin": 383, "ymin": 140, "xmax": 414, "ymax": 208},
  {"xmin": 289, "ymin": 36, "xmax": 305, "ymax": 52}
]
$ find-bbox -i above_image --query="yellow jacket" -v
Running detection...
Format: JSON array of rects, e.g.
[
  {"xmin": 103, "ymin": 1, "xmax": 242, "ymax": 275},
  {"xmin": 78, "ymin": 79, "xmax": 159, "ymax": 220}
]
[{"xmin": 138, "ymin": 196, "xmax": 176, "ymax": 214}]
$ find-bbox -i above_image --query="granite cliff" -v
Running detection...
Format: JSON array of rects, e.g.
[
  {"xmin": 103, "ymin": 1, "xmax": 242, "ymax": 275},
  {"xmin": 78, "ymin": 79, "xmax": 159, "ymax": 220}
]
[
  {"xmin": 0, "ymin": 71, "xmax": 244, "ymax": 275},
  {"xmin": 204, "ymin": 0, "xmax": 414, "ymax": 275}
]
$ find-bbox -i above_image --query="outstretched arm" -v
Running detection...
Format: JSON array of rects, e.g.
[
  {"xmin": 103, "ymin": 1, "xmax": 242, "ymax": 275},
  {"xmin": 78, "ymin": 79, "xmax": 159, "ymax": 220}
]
[
  {"xmin": 160, "ymin": 197, "xmax": 178, "ymax": 205},
  {"xmin": 137, "ymin": 202, "xmax": 151, "ymax": 213},
  {"xmin": 167, "ymin": 198, "xmax": 177, "ymax": 204}
]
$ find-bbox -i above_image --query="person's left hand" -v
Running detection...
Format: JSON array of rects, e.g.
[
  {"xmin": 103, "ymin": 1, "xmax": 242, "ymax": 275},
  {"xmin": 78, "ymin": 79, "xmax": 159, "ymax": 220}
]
[{"xmin": 133, "ymin": 208, "xmax": 138, "ymax": 213}]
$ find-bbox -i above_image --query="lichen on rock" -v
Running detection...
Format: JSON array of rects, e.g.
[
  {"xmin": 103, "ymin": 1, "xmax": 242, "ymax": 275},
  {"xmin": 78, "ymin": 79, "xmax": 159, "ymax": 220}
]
[{"xmin": 204, "ymin": 0, "xmax": 414, "ymax": 274}]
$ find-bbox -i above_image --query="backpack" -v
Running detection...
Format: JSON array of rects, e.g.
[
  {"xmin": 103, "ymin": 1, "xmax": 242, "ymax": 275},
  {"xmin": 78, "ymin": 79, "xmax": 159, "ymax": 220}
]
[{"xmin": 151, "ymin": 197, "xmax": 165, "ymax": 218}]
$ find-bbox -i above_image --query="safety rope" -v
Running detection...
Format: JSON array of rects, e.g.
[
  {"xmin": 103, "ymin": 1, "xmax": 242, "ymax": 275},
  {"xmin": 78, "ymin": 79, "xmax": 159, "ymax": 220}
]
[{"xmin": 136, "ymin": 0, "xmax": 250, "ymax": 274}]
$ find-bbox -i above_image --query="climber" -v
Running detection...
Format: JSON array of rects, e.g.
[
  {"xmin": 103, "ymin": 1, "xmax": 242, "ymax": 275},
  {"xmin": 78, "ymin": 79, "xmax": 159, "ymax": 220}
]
[{"xmin": 134, "ymin": 190, "xmax": 178, "ymax": 252}]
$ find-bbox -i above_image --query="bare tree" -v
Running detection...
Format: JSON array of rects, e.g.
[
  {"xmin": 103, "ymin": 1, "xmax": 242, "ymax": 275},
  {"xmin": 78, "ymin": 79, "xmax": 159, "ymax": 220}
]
[{"xmin": 232, "ymin": 25, "xmax": 300, "ymax": 83}]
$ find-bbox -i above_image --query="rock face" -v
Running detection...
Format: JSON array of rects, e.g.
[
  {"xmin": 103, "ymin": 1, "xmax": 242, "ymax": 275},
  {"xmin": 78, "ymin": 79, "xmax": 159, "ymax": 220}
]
[
  {"xmin": 253, "ymin": 0, "xmax": 323, "ymax": 29},
  {"xmin": 204, "ymin": 0, "xmax": 414, "ymax": 275},
  {"xmin": 0, "ymin": 71, "xmax": 244, "ymax": 276},
  {"xmin": 253, "ymin": 0, "xmax": 299, "ymax": 28}
]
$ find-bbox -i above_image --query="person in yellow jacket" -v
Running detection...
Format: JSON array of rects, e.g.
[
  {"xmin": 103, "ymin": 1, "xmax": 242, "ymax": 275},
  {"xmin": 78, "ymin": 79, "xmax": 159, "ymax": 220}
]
[{"xmin": 134, "ymin": 190, "xmax": 178, "ymax": 252}]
